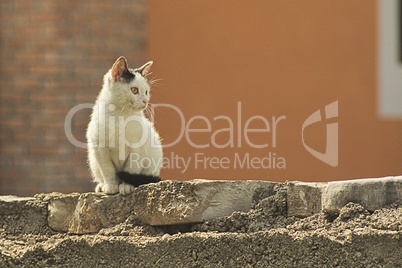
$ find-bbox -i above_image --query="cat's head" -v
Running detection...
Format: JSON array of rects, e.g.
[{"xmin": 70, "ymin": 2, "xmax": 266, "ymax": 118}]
[{"xmin": 106, "ymin": 56, "xmax": 153, "ymax": 111}]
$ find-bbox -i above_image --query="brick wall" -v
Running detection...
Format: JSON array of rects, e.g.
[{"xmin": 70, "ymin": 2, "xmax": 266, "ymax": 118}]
[{"xmin": 0, "ymin": 0, "xmax": 148, "ymax": 196}]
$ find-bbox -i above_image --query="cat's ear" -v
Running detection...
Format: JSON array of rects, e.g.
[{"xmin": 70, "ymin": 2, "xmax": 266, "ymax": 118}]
[
  {"xmin": 111, "ymin": 56, "xmax": 129, "ymax": 82},
  {"xmin": 137, "ymin": 61, "xmax": 153, "ymax": 76}
]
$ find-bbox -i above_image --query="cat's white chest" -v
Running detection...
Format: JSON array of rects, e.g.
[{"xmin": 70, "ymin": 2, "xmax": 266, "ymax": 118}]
[
  {"xmin": 109, "ymin": 113, "xmax": 160, "ymax": 169},
  {"xmin": 120, "ymin": 115, "xmax": 149, "ymax": 144}
]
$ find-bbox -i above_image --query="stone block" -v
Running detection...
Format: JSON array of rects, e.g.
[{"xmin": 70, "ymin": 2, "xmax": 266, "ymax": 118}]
[
  {"xmin": 0, "ymin": 196, "xmax": 36, "ymax": 215},
  {"xmin": 68, "ymin": 192, "xmax": 135, "ymax": 234},
  {"xmin": 286, "ymin": 181, "xmax": 326, "ymax": 217},
  {"xmin": 47, "ymin": 192, "xmax": 135, "ymax": 234},
  {"xmin": 47, "ymin": 193, "xmax": 80, "ymax": 232},
  {"xmin": 323, "ymin": 176, "xmax": 402, "ymax": 213},
  {"xmin": 0, "ymin": 195, "xmax": 48, "ymax": 234},
  {"xmin": 133, "ymin": 179, "xmax": 278, "ymax": 226}
]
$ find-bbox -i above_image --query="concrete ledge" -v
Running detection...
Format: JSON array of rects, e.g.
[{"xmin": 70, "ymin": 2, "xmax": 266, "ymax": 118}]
[
  {"xmin": 0, "ymin": 176, "xmax": 401, "ymax": 234},
  {"xmin": 0, "ymin": 195, "xmax": 48, "ymax": 234},
  {"xmin": 323, "ymin": 176, "xmax": 402, "ymax": 213},
  {"xmin": 133, "ymin": 180, "xmax": 278, "ymax": 226},
  {"xmin": 0, "ymin": 196, "xmax": 36, "ymax": 215}
]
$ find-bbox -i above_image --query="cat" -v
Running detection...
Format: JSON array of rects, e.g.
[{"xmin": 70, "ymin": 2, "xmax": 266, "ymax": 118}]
[{"xmin": 86, "ymin": 56, "xmax": 162, "ymax": 195}]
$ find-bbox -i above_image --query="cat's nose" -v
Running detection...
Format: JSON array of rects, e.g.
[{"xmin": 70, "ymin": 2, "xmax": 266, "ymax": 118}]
[{"xmin": 143, "ymin": 100, "xmax": 148, "ymax": 104}]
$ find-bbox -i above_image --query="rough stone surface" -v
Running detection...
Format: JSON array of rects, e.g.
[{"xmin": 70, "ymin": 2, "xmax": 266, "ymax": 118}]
[
  {"xmin": 286, "ymin": 181, "xmax": 326, "ymax": 217},
  {"xmin": 0, "ymin": 177, "xmax": 401, "ymax": 267},
  {"xmin": 47, "ymin": 193, "xmax": 136, "ymax": 234},
  {"xmin": 323, "ymin": 176, "xmax": 402, "ymax": 213},
  {"xmin": 47, "ymin": 193, "xmax": 80, "ymax": 232},
  {"xmin": 68, "ymin": 193, "xmax": 135, "ymax": 234},
  {"xmin": 133, "ymin": 180, "xmax": 278, "ymax": 225},
  {"xmin": 192, "ymin": 184, "xmax": 297, "ymax": 233},
  {"xmin": 0, "ymin": 195, "xmax": 49, "ymax": 235},
  {"xmin": 0, "ymin": 195, "xmax": 401, "ymax": 267}
]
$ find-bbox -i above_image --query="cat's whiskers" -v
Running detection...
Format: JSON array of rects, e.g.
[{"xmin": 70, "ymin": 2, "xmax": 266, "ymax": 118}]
[
  {"xmin": 148, "ymin": 75, "xmax": 164, "ymax": 88},
  {"xmin": 144, "ymin": 104, "xmax": 155, "ymax": 122},
  {"xmin": 149, "ymin": 78, "xmax": 162, "ymax": 85},
  {"xmin": 147, "ymin": 103, "xmax": 162, "ymax": 115}
]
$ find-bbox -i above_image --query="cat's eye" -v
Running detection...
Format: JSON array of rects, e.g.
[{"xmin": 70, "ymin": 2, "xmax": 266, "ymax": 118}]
[
  {"xmin": 131, "ymin": 87, "xmax": 139, "ymax": 94},
  {"xmin": 146, "ymin": 90, "xmax": 149, "ymax": 95}
]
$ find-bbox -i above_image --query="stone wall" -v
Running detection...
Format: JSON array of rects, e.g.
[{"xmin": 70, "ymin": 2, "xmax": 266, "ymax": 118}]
[
  {"xmin": 0, "ymin": 176, "xmax": 401, "ymax": 267},
  {"xmin": 0, "ymin": 0, "xmax": 148, "ymax": 195}
]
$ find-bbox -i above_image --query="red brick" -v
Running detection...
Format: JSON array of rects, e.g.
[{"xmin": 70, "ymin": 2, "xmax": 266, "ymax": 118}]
[
  {"xmin": 40, "ymin": 0, "xmax": 84, "ymax": 12},
  {"xmin": 119, "ymin": 2, "xmax": 146, "ymax": 12},
  {"xmin": 13, "ymin": 78, "xmax": 41, "ymax": 88},
  {"xmin": 1, "ymin": 116, "xmax": 26, "ymax": 128},
  {"xmin": 14, "ymin": 104, "xmax": 43, "ymax": 115},
  {"xmin": 30, "ymin": 13, "xmax": 68, "ymax": 23},
  {"xmin": 13, "ymin": 131, "xmax": 37, "ymax": 142},
  {"xmin": 14, "ymin": 0, "xmax": 40, "ymax": 11},
  {"xmin": 30, "ymin": 144, "xmax": 74, "ymax": 155},
  {"xmin": 29, "ymin": 92, "xmax": 72, "ymax": 102},
  {"xmin": 89, "ymin": 0, "xmax": 115, "ymax": 11},
  {"xmin": 0, "ymin": 144, "xmax": 28, "ymax": 154},
  {"xmin": 14, "ymin": 26, "xmax": 42, "ymax": 37},
  {"xmin": 30, "ymin": 117, "xmax": 65, "ymax": 128},
  {"xmin": 0, "ymin": 170, "xmax": 22, "ymax": 182},
  {"xmin": 0, "ymin": 13, "xmax": 29, "ymax": 25},
  {"xmin": 0, "ymin": 101, "xmax": 14, "ymax": 112}
]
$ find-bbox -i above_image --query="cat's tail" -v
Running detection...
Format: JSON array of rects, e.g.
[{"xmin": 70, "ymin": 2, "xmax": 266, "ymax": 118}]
[{"xmin": 116, "ymin": 171, "xmax": 161, "ymax": 187}]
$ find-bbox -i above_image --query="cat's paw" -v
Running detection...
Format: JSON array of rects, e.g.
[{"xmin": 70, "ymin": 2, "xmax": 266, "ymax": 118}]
[
  {"xmin": 95, "ymin": 183, "xmax": 104, "ymax": 193},
  {"xmin": 103, "ymin": 183, "xmax": 119, "ymax": 195},
  {"xmin": 119, "ymin": 182, "xmax": 135, "ymax": 195}
]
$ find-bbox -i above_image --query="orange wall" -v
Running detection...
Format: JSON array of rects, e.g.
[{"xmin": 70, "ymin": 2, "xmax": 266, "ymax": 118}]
[{"xmin": 148, "ymin": 0, "xmax": 402, "ymax": 182}]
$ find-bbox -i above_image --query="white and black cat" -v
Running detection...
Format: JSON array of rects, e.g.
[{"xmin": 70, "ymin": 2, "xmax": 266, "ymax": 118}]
[{"xmin": 86, "ymin": 56, "xmax": 162, "ymax": 195}]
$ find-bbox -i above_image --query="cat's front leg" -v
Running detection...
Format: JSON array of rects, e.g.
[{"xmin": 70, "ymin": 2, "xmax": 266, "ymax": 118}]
[
  {"xmin": 95, "ymin": 149, "xmax": 119, "ymax": 194},
  {"xmin": 118, "ymin": 150, "xmax": 144, "ymax": 195},
  {"xmin": 102, "ymin": 179, "xmax": 119, "ymax": 194},
  {"xmin": 88, "ymin": 150, "xmax": 105, "ymax": 193},
  {"xmin": 119, "ymin": 182, "xmax": 135, "ymax": 196}
]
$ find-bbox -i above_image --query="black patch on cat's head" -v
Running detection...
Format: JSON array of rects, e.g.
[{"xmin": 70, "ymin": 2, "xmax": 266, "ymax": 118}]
[{"xmin": 120, "ymin": 69, "xmax": 135, "ymax": 83}]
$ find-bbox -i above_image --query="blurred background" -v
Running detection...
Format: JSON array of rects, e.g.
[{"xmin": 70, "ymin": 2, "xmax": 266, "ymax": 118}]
[{"xmin": 1, "ymin": 0, "xmax": 401, "ymax": 196}]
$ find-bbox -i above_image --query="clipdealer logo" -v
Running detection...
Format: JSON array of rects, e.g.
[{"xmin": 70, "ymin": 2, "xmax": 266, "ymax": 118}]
[
  {"xmin": 302, "ymin": 101, "xmax": 338, "ymax": 167},
  {"xmin": 65, "ymin": 100, "xmax": 339, "ymax": 171}
]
